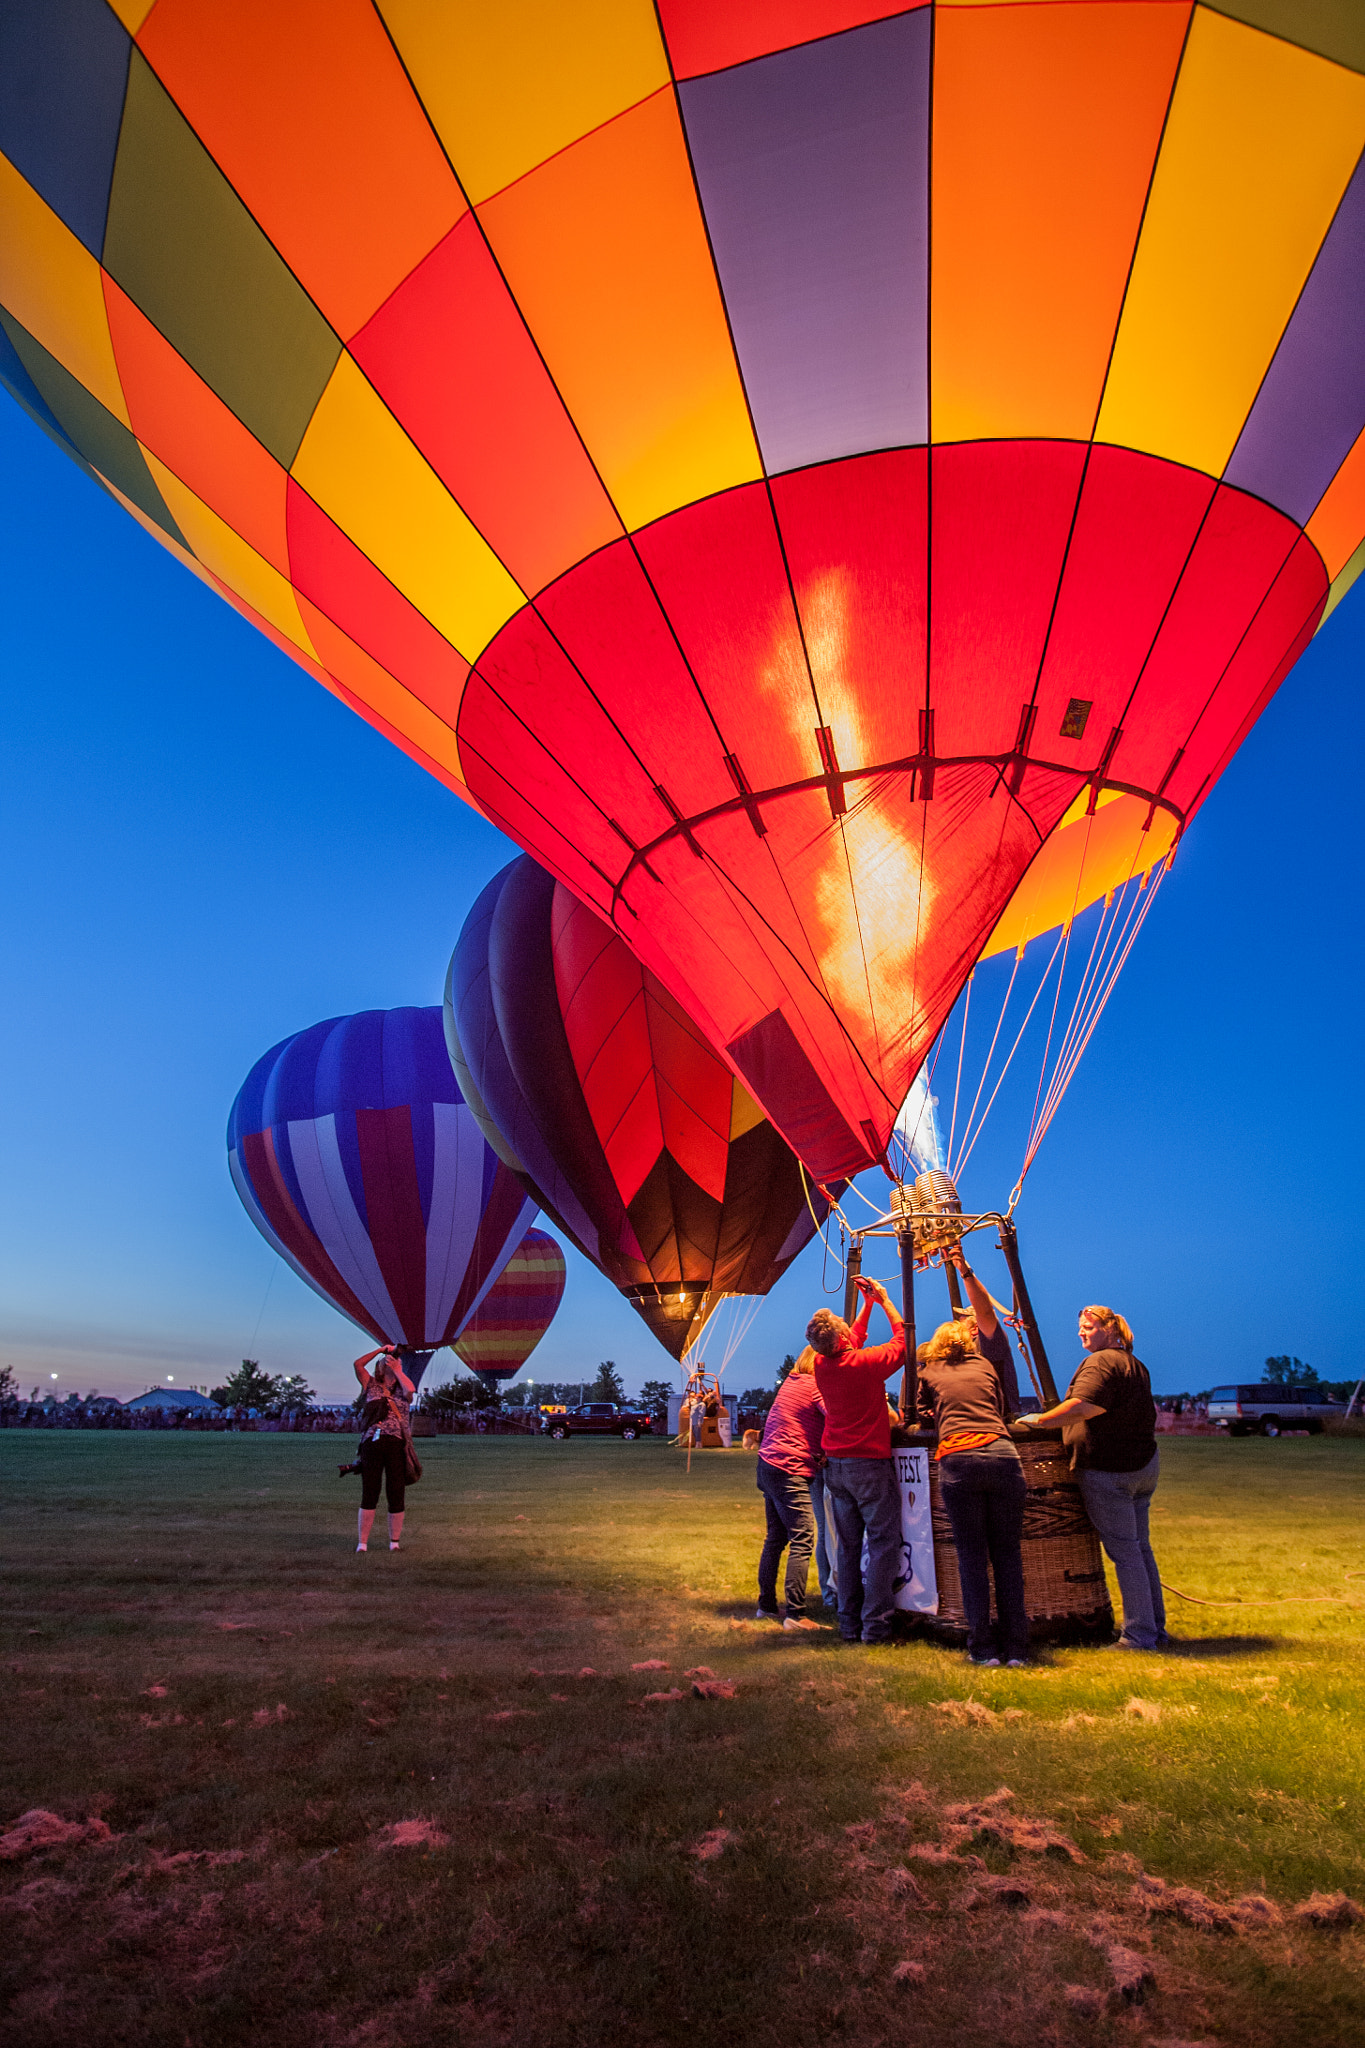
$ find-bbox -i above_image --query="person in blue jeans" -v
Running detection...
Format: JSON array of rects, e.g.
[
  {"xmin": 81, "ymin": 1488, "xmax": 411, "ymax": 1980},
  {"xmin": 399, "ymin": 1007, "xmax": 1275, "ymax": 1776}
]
[
  {"xmin": 915, "ymin": 1253, "xmax": 1029, "ymax": 1665},
  {"xmin": 753, "ymin": 1348, "xmax": 825, "ymax": 1630},
  {"xmin": 809, "ymin": 1276, "xmax": 906, "ymax": 1644},
  {"xmin": 1018, "ymin": 1304, "xmax": 1168, "ymax": 1651}
]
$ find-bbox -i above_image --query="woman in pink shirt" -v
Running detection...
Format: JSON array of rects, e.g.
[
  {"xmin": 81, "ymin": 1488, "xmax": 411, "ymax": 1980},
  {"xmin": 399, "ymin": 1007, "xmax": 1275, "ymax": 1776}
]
[{"xmin": 754, "ymin": 1349, "xmax": 826, "ymax": 1630}]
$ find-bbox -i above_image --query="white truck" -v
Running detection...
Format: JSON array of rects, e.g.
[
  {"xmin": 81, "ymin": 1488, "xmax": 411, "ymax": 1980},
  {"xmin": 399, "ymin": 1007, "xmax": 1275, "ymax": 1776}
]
[{"xmin": 1206, "ymin": 1384, "xmax": 1346, "ymax": 1437}]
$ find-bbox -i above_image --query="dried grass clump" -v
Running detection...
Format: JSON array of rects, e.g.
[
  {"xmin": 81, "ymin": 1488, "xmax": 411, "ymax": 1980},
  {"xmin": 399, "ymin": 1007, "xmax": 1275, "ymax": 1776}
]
[
  {"xmin": 931, "ymin": 1698, "xmax": 999, "ymax": 1726},
  {"xmin": 1063, "ymin": 1984, "xmax": 1105, "ymax": 2017},
  {"xmin": 884, "ymin": 1866, "xmax": 931, "ymax": 1905},
  {"xmin": 1226, "ymin": 1893, "xmax": 1283, "ymax": 1931},
  {"xmin": 691, "ymin": 1829, "xmax": 734, "ymax": 1863},
  {"xmin": 637, "ymin": 1688, "xmax": 685, "ymax": 1704},
  {"xmin": 691, "ymin": 1679, "xmax": 737, "ymax": 1699},
  {"xmin": 0, "ymin": 1810, "xmax": 113, "ymax": 1861},
  {"xmin": 1022, "ymin": 1908, "xmax": 1071, "ymax": 1933},
  {"xmin": 373, "ymin": 1819, "xmax": 449, "ymax": 1852},
  {"xmin": 891, "ymin": 1959, "xmax": 926, "ymax": 1986},
  {"xmin": 1124, "ymin": 1697, "xmax": 1162, "ymax": 1723},
  {"xmin": 1132, "ymin": 1873, "xmax": 1233, "ymax": 1932},
  {"xmin": 943, "ymin": 1787, "xmax": 1086, "ymax": 1865},
  {"xmin": 1097, "ymin": 1940, "xmax": 1154, "ymax": 2002},
  {"xmin": 631, "ymin": 1659, "xmax": 668, "ymax": 1671},
  {"xmin": 1293, "ymin": 1890, "xmax": 1364, "ymax": 1928}
]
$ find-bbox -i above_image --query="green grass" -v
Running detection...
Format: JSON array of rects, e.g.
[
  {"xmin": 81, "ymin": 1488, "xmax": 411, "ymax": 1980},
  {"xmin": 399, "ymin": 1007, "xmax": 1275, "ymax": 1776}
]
[{"xmin": 1, "ymin": 1432, "xmax": 1362, "ymax": 2046}]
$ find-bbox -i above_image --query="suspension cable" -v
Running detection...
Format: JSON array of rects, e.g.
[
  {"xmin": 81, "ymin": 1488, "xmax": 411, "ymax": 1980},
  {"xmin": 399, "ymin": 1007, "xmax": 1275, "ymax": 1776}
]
[
  {"xmin": 1017, "ymin": 857, "xmax": 1169, "ymax": 1185},
  {"xmin": 944, "ymin": 967, "xmax": 974, "ymax": 1171}
]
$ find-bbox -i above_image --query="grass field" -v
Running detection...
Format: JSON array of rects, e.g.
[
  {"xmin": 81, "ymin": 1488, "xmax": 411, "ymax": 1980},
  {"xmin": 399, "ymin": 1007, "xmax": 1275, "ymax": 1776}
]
[{"xmin": 1, "ymin": 1432, "xmax": 1361, "ymax": 2047}]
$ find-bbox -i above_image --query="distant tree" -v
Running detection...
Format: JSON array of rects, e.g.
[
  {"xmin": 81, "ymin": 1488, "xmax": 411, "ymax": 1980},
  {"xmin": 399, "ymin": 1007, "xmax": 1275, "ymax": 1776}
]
[
  {"xmin": 639, "ymin": 1378, "xmax": 675, "ymax": 1415},
  {"xmin": 738, "ymin": 1387, "xmax": 775, "ymax": 1412},
  {"xmin": 591, "ymin": 1360, "xmax": 626, "ymax": 1403},
  {"xmin": 0, "ymin": 1365, "xmax": 15, "ymax": 1403},
  {"xmin": 775, "ymin": 1353, "xmax": 798, "ymax": 1384},
  {"xmin": 1265, "ymin": 1354, "xmax": 1319, "ymax": 1387},
  {"xmin": 210, "ymin": 1359, "xmax": 281, "ymax": 1411},
  {"xmin": 269, "ymin": 1373, "xmax": 315, "ymax": 1414},
  {"xmin": 425, "ymin": 1374, "xmax": 502, "ymax": 1412}
]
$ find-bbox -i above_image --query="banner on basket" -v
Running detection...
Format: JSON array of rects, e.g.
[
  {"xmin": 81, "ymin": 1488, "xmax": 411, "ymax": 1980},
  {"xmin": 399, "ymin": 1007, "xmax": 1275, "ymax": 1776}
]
[{"xmin": 893, "ymin": 1447, "xmax": 937, "ymax": 1612}]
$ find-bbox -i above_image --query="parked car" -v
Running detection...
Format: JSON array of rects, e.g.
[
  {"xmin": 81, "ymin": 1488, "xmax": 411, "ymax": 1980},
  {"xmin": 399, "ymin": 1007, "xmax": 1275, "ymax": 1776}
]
[
  {"xmin": 1207, "ymin": 1385, "xmax": 1346, "ymax": 1436},
  {"xmin": 541, "ymin": 1401, "xmax": 654, "ymax": 1441}
]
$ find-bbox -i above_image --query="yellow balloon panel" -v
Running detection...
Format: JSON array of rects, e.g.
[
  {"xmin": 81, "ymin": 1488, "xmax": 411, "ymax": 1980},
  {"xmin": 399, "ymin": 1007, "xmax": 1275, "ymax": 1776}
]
[
  {"xmin": 1098, "ymin": 8, "xmax": 1365, "ymax": 476},
  {"xmin": 290, "ymin": 353, "xmax": 527, "ymax": 663},
  {"xmin": 0, "ymin": 151, "xmax": 129, "ymax": 425},
  {"xmin": 378, "ymin": 0, "xmax": 671, "ymax": 205},
  {"xmin": 982, "ymin": 793, "xmax": 1179, "ymax": 960}
]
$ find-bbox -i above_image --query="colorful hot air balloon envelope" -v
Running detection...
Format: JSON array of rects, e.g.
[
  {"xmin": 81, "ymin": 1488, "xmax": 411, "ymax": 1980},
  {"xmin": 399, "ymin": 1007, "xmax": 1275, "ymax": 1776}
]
[
  {"xmin": 454, "ymin": 1225, "xmax": 566, "ymax": 1384},
  {"xmin": 5, "ymin": 3, "xmax": 1364, "ymax": 1182},
  {"xmin": 228, "ymin": 1005, "xmax": 536, "ymax": 1376},
  {"xmin": 445, "ymin": 854, "xmax": 833, "ymax": 1358}
]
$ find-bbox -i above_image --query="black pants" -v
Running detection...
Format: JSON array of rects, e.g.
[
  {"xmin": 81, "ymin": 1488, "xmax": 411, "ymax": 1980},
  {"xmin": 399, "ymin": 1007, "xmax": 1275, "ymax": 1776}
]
[
  {"xmin": 359, "ymin": 1434, "xmax": 406, "ymax": 1512},
  {"xmin": 937, "ymin": 1446, "xmax": 1028, "ymax": 1661}
]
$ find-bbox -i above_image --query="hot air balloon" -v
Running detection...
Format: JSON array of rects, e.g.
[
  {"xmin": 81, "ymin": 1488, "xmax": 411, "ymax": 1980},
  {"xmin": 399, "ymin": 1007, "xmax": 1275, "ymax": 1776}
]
[
  {"xmin": 445, "ymin": 854, "xmax": 834, "ymax": 1357},
  {"xmin": 227, "ymin": 1005, "xmax": 536, "ymax": 1383},
  {"xmin": 454, "ymin": 1225, "xmax": 566, "ymax": 1386},
  {"xmin": 4, "ymin": 2, "xmax": 1363, "ymax": 1184}
]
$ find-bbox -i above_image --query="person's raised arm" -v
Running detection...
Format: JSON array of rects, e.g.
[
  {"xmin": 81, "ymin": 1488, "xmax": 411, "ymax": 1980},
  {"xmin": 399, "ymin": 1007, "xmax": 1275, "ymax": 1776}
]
[
  {"xmin": 856, "ymin": 1274, "xmax": 903, "ymax": 1334},
  {"xmin": 947, "ymin": 1247, "xmax": 997, "ymax": 1339},
  {"xmin": 353, "ymin": 1347, "xmax": 386, "ymax": 1389},
  {"xmin": 388, "ymin": 1352, "xmax": 416, "ymax": 1397}
]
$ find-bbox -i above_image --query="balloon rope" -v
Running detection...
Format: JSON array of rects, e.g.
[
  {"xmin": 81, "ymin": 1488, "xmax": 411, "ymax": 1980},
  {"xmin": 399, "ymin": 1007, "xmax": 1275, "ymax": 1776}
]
[
  {"xmin": 947, "ymin": 946, "xmax": 1026, "ymax": 1179},
  {"xmin": 950, "ymin": 926, "xmax": 1066, "ymax": 1183},
  {"xmin": 1027, "ymin": 867, "xmax": 1145, "ymax": 1144},
  {"xmin": 1017, "ymin": 859, "xmax": 1168, "ymax": 1185},
  {"xmin": 799, "ymin": 1161, "xmax": 852, "ymax": 1298},
  {"xmin": 245, "ymin": 1255, "xmax": 280, "ymax": 1354},
  {"xmin": 944, "ymin": 968, "xmax": 974, "ymax": 1174},
  {"xmin": 1028, "ymin": 855, "xmax": 1154, "ymax": 1158}
]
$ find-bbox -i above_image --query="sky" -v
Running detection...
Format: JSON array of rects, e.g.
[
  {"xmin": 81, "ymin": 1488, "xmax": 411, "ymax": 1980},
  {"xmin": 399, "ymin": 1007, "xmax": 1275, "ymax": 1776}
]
[{"xmin": 2, "ymin": 397, "xmax": 1363, "ymax": 1406}]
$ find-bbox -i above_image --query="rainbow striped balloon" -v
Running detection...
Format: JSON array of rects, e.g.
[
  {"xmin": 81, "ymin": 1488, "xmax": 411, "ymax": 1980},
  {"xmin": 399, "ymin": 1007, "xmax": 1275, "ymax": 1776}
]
[{"xmin": 454, "ymin": 1227, "xmax": 567, "ymax": 1382}]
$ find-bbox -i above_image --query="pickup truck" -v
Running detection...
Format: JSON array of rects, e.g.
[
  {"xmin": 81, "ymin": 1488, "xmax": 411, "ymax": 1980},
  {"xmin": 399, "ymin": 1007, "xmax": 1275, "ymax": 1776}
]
[
  {"xmin": 541, "ymin": 1401, "xmax": 654, "ymax": 1441},
  {"xmin": 1207, "ymin": 1385, "xmax": 1346, "ymax": 1437}
]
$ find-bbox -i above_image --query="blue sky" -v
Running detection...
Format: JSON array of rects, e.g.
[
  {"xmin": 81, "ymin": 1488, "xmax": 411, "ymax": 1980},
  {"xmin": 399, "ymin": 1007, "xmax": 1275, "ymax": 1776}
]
[{"xmin": 2, "ymin": 397, "xmax": 1362, "ymax": 1404}]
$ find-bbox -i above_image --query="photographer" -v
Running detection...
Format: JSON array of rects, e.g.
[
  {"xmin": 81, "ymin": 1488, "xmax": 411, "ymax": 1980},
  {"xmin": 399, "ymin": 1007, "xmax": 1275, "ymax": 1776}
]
[{"xmin": 347, "ymin": 1347, "xmax": 416, "ymax": 1553}]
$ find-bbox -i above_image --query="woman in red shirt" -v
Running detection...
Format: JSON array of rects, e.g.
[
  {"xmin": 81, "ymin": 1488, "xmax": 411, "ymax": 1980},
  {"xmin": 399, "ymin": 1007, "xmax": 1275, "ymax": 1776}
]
[{"xmin": 754, "ymin": 1349, "xmax": 826, "ymax": 1630}]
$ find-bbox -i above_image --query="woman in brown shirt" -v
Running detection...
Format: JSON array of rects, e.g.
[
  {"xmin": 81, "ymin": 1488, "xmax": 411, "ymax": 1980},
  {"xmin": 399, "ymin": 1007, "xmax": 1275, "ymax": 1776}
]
[{"xmin": 915, "ymin": 1308, "xmax": 1028, "ymax": 1668}]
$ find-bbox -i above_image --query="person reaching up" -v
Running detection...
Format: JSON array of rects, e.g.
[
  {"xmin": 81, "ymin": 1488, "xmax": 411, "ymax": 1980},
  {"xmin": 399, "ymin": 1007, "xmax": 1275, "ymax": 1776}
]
[{"xmin": 807, "ymin": 1276, "xmax": 905, "ymax": 1646}]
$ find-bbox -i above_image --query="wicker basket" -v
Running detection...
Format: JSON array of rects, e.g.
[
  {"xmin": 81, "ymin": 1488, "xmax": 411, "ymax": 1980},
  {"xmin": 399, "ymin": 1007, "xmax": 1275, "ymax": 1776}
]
[{"xmin": 905, "ymin": 1429, "xmax": 1113, "ymax": 1646}]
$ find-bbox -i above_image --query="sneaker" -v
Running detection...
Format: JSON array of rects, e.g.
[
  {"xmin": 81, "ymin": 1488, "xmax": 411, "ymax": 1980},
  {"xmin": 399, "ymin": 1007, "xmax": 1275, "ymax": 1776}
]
[
  {"xmin": 1005, "ymin": 1658, "xmax": 1028, "ymax": 1669},
  {"xmin": 783, "ymin": 1615, "xmax": 821, "ymax": 1631},
  {"xmin": 389, "ymin": 1542, "xmax": 401, "ymax": 1552},
  {"xmin": 755, "ymin": 1607, "xmax": 781, "ymax": 1623},
  {"xmin": 355, "ymin": 1542, "xmax": 367, "ymax": 1553},
  {"xmin": 1106, "ymin": 1636, "xmax": 1153, "ymax": 1652},
  {"xmin": 970, "ymin": 1656, "xmax": 1002, "ymax": 1667},
  {"xmin": 338, "ymin": 1462, "xmax": 359, "ymax": 1478}
]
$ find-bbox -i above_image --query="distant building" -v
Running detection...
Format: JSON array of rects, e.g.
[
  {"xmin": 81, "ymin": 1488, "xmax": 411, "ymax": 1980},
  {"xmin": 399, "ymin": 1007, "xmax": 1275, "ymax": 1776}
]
[{"xmin": 125, "ymin": 1387, "xmax": 217, "ymax": 1412}]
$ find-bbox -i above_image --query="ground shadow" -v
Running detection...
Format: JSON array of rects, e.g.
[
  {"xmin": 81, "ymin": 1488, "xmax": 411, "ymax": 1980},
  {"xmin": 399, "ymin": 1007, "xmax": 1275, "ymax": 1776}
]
[{"xmin": 1158, "ymin": 1634, "xmax": 1280, "ymax": 1657}]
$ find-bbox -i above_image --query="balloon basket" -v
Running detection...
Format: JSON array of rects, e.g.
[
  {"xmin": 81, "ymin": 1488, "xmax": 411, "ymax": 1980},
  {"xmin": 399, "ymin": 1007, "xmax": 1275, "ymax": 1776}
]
[{"xmin": 891, "ymin": 1428, "xmax": 1113, "ymax": 1647}]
